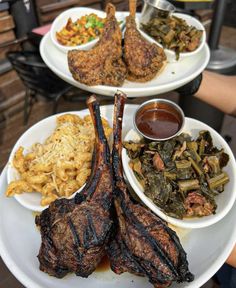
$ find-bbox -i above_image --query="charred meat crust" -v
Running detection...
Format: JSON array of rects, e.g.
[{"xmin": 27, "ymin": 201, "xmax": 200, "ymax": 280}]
[
  {"xmin": 36, "ymin": 91, "xmax": 193, "ymax": 287},
  {"xmin": 36, "ymin": 96, "xmax": 114, "ymax": 278},
  {"xmin": 107, "ymin": 91, "xmax": 194, "ymax": 287}
]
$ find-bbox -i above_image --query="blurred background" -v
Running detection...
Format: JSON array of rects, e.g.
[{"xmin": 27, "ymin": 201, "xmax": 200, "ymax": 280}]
[{"xmin": 0, "ymin": 0, "xmax": 236, "ymax": 287}]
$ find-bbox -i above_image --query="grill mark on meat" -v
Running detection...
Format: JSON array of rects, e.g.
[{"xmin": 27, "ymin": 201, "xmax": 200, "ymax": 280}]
[
  {"xmin": 36, "ymin": 92, "xmax": 193, "ymax": 286},
  {"xmin": 84, "ymin": 169, "xmax": 102, "ymax": 200},
  {"xmin": 86, "ymin": 213, "xmax": 97, "ymax": 239},
  {"xmin": 119, "ymin": 195, "xmax": 179, "ymax": 278},
  {"xmin": 74, "ymin": 193, "xmax": 85, "ymax": 205},
  {"xmin": 55, "ymin": 266, "xmax": 69, "ymax": 277},
  {"xmin": 160, "ymin": 224, "xmax": 192, "ymax": 280},
  {"xmin": 115, "ymin": 196, "xmax": 177, "ymax": 283},
  {"xmin": 85, "ymin": 213, "xmax": 99, "ymax": 246},
  {"xmin": 108, "ymin": 226, "xmax": 145, "ymax": 276},
  {"xmin": 107, "ymin": 90, "xmax": 194, "ymax": 287},
  {"xmin": 118, "ymin": 237, "xmax": 146, "ymax": 275},
  {"xmin": 136, "ymin": 209, "xmax": 191, "ymax": 280},
  {"xmin": 126, "ymin": 249, "xmax": 172, "ymax": 284},
  {"xmin": 90, "ymin": 100, "xmax": 111, "ymax": 167},
  {"xmin": 68, "ymin": 218, "xmax": 83, "ymax": 262},
  {"xmin": 36, "ymin": 95, "xmax": 113, "ymax": 278},
  {"xmin": 74, "ymin": 164, "xmax": 102, "ymax": 204},
  {"xmin": 68, "ymin": 218, "xmax": 81, "ymax": 247},
  {"xmin": 74, "ymin": 151, "xmax": 97, "ymax": 204}
]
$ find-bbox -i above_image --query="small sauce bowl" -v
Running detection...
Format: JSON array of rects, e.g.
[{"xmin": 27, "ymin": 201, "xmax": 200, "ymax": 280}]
[
  {"xmin": 134, "ymin": 99, "xmax": 185, "ymax": 141},
  {"xmin": 141, "ymin": 0, "xmax": 176, "ymax": 24}
]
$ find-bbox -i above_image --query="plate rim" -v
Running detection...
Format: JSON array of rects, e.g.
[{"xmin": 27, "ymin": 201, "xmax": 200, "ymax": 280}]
[{"xmin": 1, "ymin": 105, "xmax": 236, "ymax": 288}]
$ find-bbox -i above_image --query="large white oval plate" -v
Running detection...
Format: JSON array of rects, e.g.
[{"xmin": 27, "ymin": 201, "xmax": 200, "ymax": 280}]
[
  {"xmin": 40, "ymin": 12, "xmax": 210, "ymax": 97},
  {"xmin": 0, "ymin": 105, "xmax": 236, "ymax": 288}
]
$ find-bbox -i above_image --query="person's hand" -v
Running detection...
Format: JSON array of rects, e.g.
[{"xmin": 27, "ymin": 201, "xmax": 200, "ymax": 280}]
[{"xmin": 176, "ymin": 73, "xmax": 203, "ymax": 96}]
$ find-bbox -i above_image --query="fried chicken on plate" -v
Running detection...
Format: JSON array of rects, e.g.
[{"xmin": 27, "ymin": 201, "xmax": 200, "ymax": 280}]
[
  {"xmin": 68, "ymin": 4, "xmax": 127, "ymax": 86},
  {"xmin": 124, "ymin": 0, "xmax": 166, "ymax": 82}
]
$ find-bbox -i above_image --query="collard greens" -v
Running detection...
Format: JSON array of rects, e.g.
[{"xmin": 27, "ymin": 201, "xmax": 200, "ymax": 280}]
[{"xmin": 124, "ymin": 131, "xmax": 229, "ymax": 219}]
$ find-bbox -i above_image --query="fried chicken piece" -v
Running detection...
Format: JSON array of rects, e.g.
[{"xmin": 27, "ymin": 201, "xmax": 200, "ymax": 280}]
[
  {"xmin": 68, "ymin": 4, "xmax": 127, "ymax": 86},
  {"xmin": 124, "ymin": 0, "xmax": 166, "ymax": 82}
]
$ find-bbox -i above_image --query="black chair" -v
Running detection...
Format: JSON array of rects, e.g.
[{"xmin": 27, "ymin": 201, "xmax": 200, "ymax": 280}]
[{"xmin": 7, "ymin": 51, "xmax": 72, "ymax": 125}]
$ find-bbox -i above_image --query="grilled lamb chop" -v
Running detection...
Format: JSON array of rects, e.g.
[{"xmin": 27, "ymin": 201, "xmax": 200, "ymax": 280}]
[
  {"xmin": 68, "ymin": 4, "xmax": 127, "ymax": 86},
  {"xmin": 108, "ymin": 91, "xmax": 194, "ymax": 287},
  {"xmin": 35, "ymin": 95, "xmax": 113, "ymax": 278},
  {"xmin": 124, "ymin": 0, "xmax": 166, "ymax": 82}
]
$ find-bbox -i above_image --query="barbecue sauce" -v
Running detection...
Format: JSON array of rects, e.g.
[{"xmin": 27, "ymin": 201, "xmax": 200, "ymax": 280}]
[
  {"xmin": 96, "ymin": 255, "xmax": 110, "ymax": 272},
  {"xmin": 136, "ymin": 107, "xmax": 181, "ymax": 139}
]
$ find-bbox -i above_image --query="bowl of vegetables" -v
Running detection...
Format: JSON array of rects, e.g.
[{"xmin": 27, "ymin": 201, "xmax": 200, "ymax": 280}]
[
  {"xmin": 139, "ymin": 11, "xmax": 206, "ymax": 61},
  {"xmin": 50, "ymin": 7, "xmax": 124, "ymax": 53},
  {"xmin": 122, "ymin": 117, "xmax": 236, "ymax": 229}
]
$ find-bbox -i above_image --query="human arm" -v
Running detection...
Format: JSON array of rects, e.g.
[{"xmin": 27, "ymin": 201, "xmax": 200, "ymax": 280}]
[
  {"xmin": 226, "ymin": 244, "xmax": 236, "ymax": 268},
  {"xmin": 195, "ymin": 72, "xmax": 236, "ymax": 266},
  {"xmin": 194, "ymin": 71, "xmax": 236, "ymax": 116}
]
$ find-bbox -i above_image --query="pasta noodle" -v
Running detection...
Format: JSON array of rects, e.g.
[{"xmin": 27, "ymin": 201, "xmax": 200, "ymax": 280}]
[{"xmin": 6, "ymin": 114, "xmax": 112, "ymax": 206}]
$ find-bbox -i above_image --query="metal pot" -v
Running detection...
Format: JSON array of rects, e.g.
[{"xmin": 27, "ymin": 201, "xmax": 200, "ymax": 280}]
[{"xmin": 141, "ymin": 0, "xmax": 175, "ymax": 24}]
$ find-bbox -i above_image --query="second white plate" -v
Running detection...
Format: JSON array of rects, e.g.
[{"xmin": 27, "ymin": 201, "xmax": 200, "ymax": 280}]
[
  {"xmin": 1, "ymin": 105, "xmax": 236, "ymax": 288},
  {"xmin": 40, "ymin": 12, "xmax": 210, "ymax": 98}
]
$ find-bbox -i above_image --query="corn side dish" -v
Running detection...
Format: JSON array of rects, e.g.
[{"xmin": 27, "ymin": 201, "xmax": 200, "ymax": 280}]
[{"xmin": 56, "ymin": 14, "xmax": 106, "ymax": 46}]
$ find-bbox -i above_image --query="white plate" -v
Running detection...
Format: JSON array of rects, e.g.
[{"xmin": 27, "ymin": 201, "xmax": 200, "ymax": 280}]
[
  {"xmin": 50, "ymin": 7, "xmax": 125, "ymax": 53},
  {"xmin": 40, "ymin": 21, "xmax": 210, "ymax": 97},
  {"xmin": 1, "ymin": 105, "xmax": 236, "ymax": 288},
  {"xmin": 7, "ymin": 111, "xmax": 92, "ymax": 212},
  {"xmin": 122, "ymin": 119, "xmax": 236, "ymax": 229}
]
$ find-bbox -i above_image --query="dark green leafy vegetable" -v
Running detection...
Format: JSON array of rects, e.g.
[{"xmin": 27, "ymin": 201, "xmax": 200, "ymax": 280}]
[
  {"xmin": 164, "ymin": 193, "xmax": 186, "ymax": 219},
  {"xmin": 145, "ymin": 171, "xmax": 172, "ymax": 208},
  {"xmin": 124, "ymin": 131, "xmax": 230, "ymax": 219},
  {"xmin": 218, "ymin": 151, "xmax": 229, "ymax": 168},
  {"xmin": 141, "ymin": 15, "xmax": 203, "ymax": 60},
  {"xmin": 197, "ymin": 130, "xmax": 213, "ymax": 154},
  {"xmin": 176, "ymin": 167, "xmax": 193, "ymax": 180}
]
